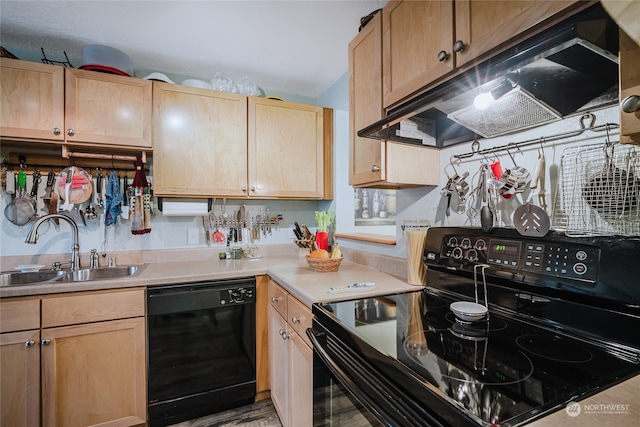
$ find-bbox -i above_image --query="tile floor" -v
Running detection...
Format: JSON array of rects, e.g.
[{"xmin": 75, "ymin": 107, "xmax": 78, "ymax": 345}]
[{"xmin": 167, "ymin": 399, "xmax": 282, "ymax": 427}]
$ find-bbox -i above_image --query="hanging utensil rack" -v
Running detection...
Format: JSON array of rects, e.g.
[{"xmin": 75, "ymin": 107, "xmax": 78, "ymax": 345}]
[
  {"xmin": 2, "ymin": 149, "xmax": 148, "ymax": 174},
  {"xmin": 452, "ymin": 113, "xmax": 619, "ymax": 161}
]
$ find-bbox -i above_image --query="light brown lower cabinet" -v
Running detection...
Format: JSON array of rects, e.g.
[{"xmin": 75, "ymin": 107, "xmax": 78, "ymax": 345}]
[
  {"xmin": 268, "ymin": 279, "xmax": 313, "ymax": 427},
  {"xmin": 0, "ymin": 289, "xmax": 146, "ymax": 427}
]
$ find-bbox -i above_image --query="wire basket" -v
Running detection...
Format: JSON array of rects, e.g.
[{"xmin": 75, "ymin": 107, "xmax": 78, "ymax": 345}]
[
  {"xmin": 306, "ymin": 256, "xmax": 343, "ymax": 272},
  {"xmin": 552, "ymin": 142, "xmax": 640, "ymax": 236}
]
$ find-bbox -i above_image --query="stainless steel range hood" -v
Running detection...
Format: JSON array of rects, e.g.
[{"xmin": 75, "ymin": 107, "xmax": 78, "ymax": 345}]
[{"xmin": 359, "ymin": 4, "xmax": 620, "ymax": 147}]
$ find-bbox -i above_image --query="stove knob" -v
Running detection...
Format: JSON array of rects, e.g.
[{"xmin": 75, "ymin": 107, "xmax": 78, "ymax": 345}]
[
  {"xmin": 452, "ymin": 247, "xmax": 463, "ymax": 259},
  {"xmin": 461, "ymin": 238, "xmax": 472, "ymax": 249},
  {"xmin": 467, "ymin": 249, "xmax": 478, "ymax": 262},
  {"xmin": 447, "ymin": 237, "xmax": 458, "ymax": 247},
  {"xmin": 475, "ymin": 239, "xmax": 487, "ymax": 251}
]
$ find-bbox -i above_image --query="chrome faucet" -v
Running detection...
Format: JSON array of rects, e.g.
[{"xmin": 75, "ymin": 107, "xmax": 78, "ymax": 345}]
[{"xmin": 25, "ymin": 214, "xmax": 80, "ymax": 271}]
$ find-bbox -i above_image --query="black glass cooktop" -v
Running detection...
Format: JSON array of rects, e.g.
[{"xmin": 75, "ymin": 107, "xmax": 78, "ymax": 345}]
[{"xmin": 314, "ymin": 289, "xmax": 640, "ymax": 426}]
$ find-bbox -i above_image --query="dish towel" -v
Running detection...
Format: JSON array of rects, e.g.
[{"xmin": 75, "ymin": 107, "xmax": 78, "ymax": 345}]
[{"xmin": 104, "ymin": 171, "xmax": 122, "ymax": 226}]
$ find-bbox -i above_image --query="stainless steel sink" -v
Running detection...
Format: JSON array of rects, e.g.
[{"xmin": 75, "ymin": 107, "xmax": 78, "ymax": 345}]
[
  {"xmin": 0, "ymin": 270, "xmax": 68, "ymax": 286},
  {"xmin": 0, "ymin": 265, "xmax": 144, "ymax": 286},
  {"xmin": 58, "ymin": 265, "xmax": 143, "ymax": 282}
]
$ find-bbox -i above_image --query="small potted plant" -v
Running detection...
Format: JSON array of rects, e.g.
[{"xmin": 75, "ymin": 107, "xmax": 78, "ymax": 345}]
[{"xmin": 314, "ymin": 210, "xmax": 335, "ymax": 251}]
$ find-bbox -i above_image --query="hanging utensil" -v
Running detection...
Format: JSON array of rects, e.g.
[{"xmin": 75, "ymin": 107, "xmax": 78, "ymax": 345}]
[
  {"xmin": 96, "ymin": 168, "xmax": 104, "ymax": 209},
  {"xmin": 120, "ymin": 176, "xmax": 130, "ymax": 219},
  {"xmin": 4, "ymin": 169, "xmax": 35, "ymax": 226},
  {"xmin": 479, "ymin": 165, "xmax": 493, "ymax": 232}
]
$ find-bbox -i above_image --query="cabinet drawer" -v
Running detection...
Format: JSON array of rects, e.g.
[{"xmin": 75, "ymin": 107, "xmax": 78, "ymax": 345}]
[
  {"xmin": 41, "ymin": 288, "xmax": 145, "ymax": 328},
  {"xmin": 268, "ymin": 280, "xmax": 288, "ymax": 319},
  {"xmin": 287, "ymin": 296, "xmax": 313, "ymax": 348},
  {"xmin": 0, "ymin": 299, "xmax": 40, "ymax": 333}
]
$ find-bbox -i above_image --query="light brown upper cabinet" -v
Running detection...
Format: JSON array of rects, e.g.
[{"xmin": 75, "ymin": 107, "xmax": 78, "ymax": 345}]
[
  {"xmin": 249, "ymin": 97, "xmax": 332, "ymax": 199},
  {"xmin": 0, "ymin": 58, "xmax": 65, "ymax": 142},
  {"xmin": 65, "ymin": 67, "xmax": 152, "ymax": 148},
  {"xmin": 153, "ymin": 84, "xmax": 333, "ymax": 199},
  {"xmin": 0, "ymin": 58, "xmax": 152, "ymax": 149},
  {"xmin": 619, "ymin": 29, "xmax": 640, "ymax": 144},
  {"xmin": 350, "ymin": 10, "xmax": 440, "ymax": 188},
  {"xmin": 382, "ymin": 0, "xmax": 582, "ymax": 109},
  {"xmin": 153, "ymin": 83, "xmax": 249, "ymax": 197}
]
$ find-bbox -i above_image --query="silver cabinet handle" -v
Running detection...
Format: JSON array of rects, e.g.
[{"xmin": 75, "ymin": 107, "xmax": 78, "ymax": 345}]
[
  {"xmin": 278, "ymin": 329, "xmax": 289, "ymax": 340},
  {"xmin": 41, "ymin": 338, "xmax": 51, "ymax": 345},
  {"xmin": 437, "ymin": 50, "xmax": 449, "ymax": 62},
  {"xmin": 291, "ymin": 316, "xmax": 300, "ymax": 324},
  {"xmin": 251, "ymin": 186, "xmax": 256, "ymax": 192},
  {"xmin": 453, "ymin": 40, "xmax": 466, "ymax": 53},
  {"xmin": 621, "ymin": 95, "xmax": 640, "ymax": 113},
  {"xmin": 66, "ymin": 129, "xmax": 75, "ymax": 136},
  {"xmin": 25, "ymin": 340, "xmax": 36, "ymax": 347},
  {"xmin": 371, "ymin": 165, "xmax": 380, "ymax": 172},
  {"xmin": 242, "ymin": 186, "xmax": 247, "ymax": 192},
  {"xmin": 271, "ymin": 296, "xmax": 281, "ymax": 303},
  {"xmin": 53, "ymin": 127, "xmax": 61, "ymax": 135}
]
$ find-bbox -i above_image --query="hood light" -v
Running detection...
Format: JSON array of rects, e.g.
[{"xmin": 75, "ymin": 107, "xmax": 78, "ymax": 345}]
[{"xmin": 473, "ymin": 79, "xmax": 516, "ymax": 110}]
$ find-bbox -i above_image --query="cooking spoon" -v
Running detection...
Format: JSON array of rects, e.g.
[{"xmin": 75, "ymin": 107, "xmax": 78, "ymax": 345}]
[{"xmin": 479, "ymin": 165, "xmax": 493, "ymax": 232}]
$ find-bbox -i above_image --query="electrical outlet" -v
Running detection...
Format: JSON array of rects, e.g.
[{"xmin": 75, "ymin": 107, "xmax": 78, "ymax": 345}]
[{"xmin": 187, "ymin": 228, "xmax": 199, "ymax": 245}]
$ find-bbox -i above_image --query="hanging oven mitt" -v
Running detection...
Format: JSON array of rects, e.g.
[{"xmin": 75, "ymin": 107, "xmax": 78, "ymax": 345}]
[{"xmin": 104, "ymin": 171, "xmax": 122, "ymax": 226}]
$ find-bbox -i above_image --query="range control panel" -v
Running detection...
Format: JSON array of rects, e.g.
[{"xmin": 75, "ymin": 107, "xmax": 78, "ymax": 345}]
[
  {"xmin": 221, "ymin": 287, "xmax": 255, "ymax": 305},
  {"xmin": 439, "ymin": 234, "xmax": 599, "ymax": 283}
]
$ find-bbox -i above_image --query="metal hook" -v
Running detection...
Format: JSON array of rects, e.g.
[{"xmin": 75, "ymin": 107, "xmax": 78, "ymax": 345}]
[
  {"xmin": 579, "ymin": 113, "xmax": 596, "ymax": 131},
  {"xmin": 505, "ymin": 144, "xmax": 518, "ymax": 166},
  {"xmin": 604, "ymin": 124, "xmax": 612, "ymax": 147},
  {"xmin": 446, "ymin": 156, "xmax": 461, "ymax": 178},
  {"xmin": 538, "ymin": 137, "xmax": 545, "ymax": 156}
]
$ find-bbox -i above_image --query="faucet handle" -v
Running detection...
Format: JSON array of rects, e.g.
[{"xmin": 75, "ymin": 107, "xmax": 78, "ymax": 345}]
[{"xmin": 89, "ymin": 249, "xmax": 99, "ymax": 269}]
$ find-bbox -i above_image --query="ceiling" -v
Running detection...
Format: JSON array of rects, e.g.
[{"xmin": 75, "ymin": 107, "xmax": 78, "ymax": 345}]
[{"xmin": 0, "ymin": 0, "xmax": 386, "ymax": 100}]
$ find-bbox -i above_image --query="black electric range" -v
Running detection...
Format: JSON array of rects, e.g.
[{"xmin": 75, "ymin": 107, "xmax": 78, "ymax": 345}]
[{"xmin": 309, "ymin": 227, "xmax": 640, "ymax": 426}]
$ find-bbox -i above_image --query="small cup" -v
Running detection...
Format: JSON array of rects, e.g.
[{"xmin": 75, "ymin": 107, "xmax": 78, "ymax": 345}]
[
  {"xmin": 230, "ymin": 248, "xmax": 243, "ymax": 259},
  {"xmin": 219, "ymin": 252, "xmax": 227, "ymax": 260}
]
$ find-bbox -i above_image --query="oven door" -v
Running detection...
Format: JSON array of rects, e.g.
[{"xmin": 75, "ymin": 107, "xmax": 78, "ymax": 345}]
[{"xmin": 308, "ymin": 320, "xmax": 443, "ymax": 427}]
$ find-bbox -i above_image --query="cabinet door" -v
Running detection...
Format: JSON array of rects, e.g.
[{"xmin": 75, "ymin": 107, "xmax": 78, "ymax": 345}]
[
  {"xmin": 249, "ymin": 97, "xmax": 331, "ymax": 199},
  {"xmin": 349, "ymin": 11, "xmax": 386, "ymax": 186},
  {"xmin": 153, "ymin": 83, "xmax": 248, "ymax": 197},
  {"xmin": 255, "ymin": 275, "xmax": 271, "ymax": 397},
  {"xmin": 620, "ymin": 29, "xmax": 640, "ymax": 144},
  {"xmin": 268, "ymin": 306, "xmax": 289, "ymax": 427},
  {"xmin": 0, "ymin": 330, "xmax": 40, "ymax": 427},
  {"xmin": 65, "ymin": 68, "xmax": 152, "ymax": 148},
  {"xmin": 0, "ymin": 58, "xmax": 65, "ymax": 141},
  {"xmin": 454, "ymin": 0, "xmax": 580, "ymax": 68},
  {"xmin": 383, "ymin": 0, "xmax": 454, "ymax": 108},
  {"xmin": 288, "ymin": 333, "xmax": 313, "ymax": 427},
  {"xmin": 41, "ymin": 317, "xmax": 146, "ymax": 427}
]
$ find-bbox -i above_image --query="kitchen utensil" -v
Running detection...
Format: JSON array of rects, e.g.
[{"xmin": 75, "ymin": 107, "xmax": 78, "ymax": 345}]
[
  {"xmin": 120, "ymin": 176, "xmax": 130, "ymax": 219},
  {"xmin": 57, "ymin": 166, "xmax": 93, "ymax": 208},
  {"xmin": 79, "ymin": 44, "xmax": 134, "ymax": 76},
  {"xmin": 513, "ymin": 203, "xmax": 550, "ymax": 237},
  {"xmin": 582, "ymin": 144, "xmax": 638, "ymax": 219},
  {"xmin": 4, "ymin": 169, "xmax": 36, "ymax": 226},
  {"xmin": 450, "ymin": 264, "xmax": 489, "ymax": 322},
  {"xmin": 203, "ymin": 214, "xmax": 211, "ymax": 246},
  {"xmin": 4, "ymin": 170, "xmax": 15, "ymax": 194},
  {"xmin": 96, "ymin": 169, "xmax": 104, "ymax": 208},
  {"xmin": 42, "ymin": 171, "xmax": 55, "ymax": 203},
  {"xmin": 84, "ymin": 200, "xmax": 97, "ymax": 220},
  {"xmin": 479, "ymin": 165, "xmax": 493, "ymax": 232}
]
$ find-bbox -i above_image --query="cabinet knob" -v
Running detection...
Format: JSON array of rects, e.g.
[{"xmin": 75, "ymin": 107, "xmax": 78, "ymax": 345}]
[
  {"xmin": 453, "ymin": 40, "xmax": 466, "ymax": 53},
  {"xmin": 271, "ymin": 296, "xmax": 281, "ymax": 303},
  {"xmin": 66, "ymin": 129, "xmax": 75, "ymax": 137},
  {"xmin": 371, "ymin": 165, "xmax": 380, "ymax": 173},
  {"xmin": 291, "ymin": 316, "xmax": 300, "ymax": 324},
  {"xmin": 25, "ymin": 340, "xmax": 36, "ymax": 347},
  {"xmin": 278, "ymin": 328, "xmax": 289, "ymax": 340},
  {"xmin": 53, "ymin": 127, "xmax": 61, "ymax": 136},
  {"xmin": 621, "ymin": 95, "xmax": 640, "ymax": 113},
  {"xmin": 41, "ymin": 338, "xmax": 51, "ymax": 345},
  {"xmin": 437, "ymin": 50, "xmax": 449, "ymax": 62},
  {"xmin": 242, "ymin": 186, "xmax": 247, "ymax": 192},
  {"xmin": 251, "ymin": 186, "xmax": 256, "ymax": 192}
]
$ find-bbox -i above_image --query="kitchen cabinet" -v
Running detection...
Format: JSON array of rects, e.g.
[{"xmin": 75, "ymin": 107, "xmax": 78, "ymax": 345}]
[
  {"xmin": 619, "ymin": 29, "xmax": 640, "ymax": 145},
  {"xmin": 153, "ymin": 83, "xmax": 333, "ymax": 199},
  {"xmin": 255, "ymin": 275, "xmax": 270, "ymax": 400},
  {"xmin": 153, "ymin": 82, "xmax": 249, "ymax": 197},
  {"xmin": 267, "ymin": 280, "xmax": 313, "ymax": 427},
  {"xmin": 349, "ymin": 10, "xmax": 440, "ymax": 188},
  {"xmin": 382, "ymin": 0, "xmax": 582, "ymax": 108},
  {"xmin": 249, "ymin": 97, "xmax": 333, "ymax": 199},
  {"xmin": 0, "ymin": 58, "xmax": 65, "ymax": 142},
  {"xmin": 0, "ymin": 289, "xmax": 146, "ymax": 427},
  {"xmin": 0, "ymin": 299, "xmax": 40, "ymax": 427},
  {"xmin": 0, "ymin": 58, "xmax": 152, "ymax": 148}
]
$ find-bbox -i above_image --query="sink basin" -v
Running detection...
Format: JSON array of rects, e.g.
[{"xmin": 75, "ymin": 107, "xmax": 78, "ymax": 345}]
[
  {"xmin": 0, "ymin": 270, "xmax": 68, "ymax": 286},
  {"xmin": 59, "ymin": 265, "xmax": 143, "ymax": 282},
  {"xmin": 1, "ymin": 265, "xmax": 144, "ymax": 286}
]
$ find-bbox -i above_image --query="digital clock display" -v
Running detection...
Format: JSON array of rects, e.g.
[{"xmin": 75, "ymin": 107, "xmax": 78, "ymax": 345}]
[{"xmin": 490, "ymin": 242, "xmax": 519, "ymax": 256}]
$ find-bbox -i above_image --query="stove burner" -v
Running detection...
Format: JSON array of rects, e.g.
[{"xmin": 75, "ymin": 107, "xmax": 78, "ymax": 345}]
[
  {"xmin": 445, "ymin": 312, "xmax": 507, "ymax": 332},
  {"xmin": 403, "ymin": 329, "xmax": 534, "ymax": 386},
  {"xmin": 516, "ymin": 335, "xmax": 594, "ymax": 363}
]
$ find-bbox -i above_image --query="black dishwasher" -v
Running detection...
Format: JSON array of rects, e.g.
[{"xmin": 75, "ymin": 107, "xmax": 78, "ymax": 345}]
[{"xmin": 147, "ymin": 277, "xmax": 256, "ymax": 427}]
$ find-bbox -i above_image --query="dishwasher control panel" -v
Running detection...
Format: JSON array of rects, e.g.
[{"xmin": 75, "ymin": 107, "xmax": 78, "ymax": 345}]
[{"xmin": 221, "ymin": 286, "xmax": 255, "ymax": 305}]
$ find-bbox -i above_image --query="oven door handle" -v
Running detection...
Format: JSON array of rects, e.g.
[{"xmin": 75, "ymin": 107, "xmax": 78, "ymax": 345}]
[{"xmin": 307, "ymin": 327, "xmax": 441, "ymax": 427}]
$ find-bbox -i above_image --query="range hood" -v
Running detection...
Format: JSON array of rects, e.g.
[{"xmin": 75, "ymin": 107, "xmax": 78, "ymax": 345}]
[{"xmin": 359, "ymin": 4, "xmax": 620, "ymax": 147}]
